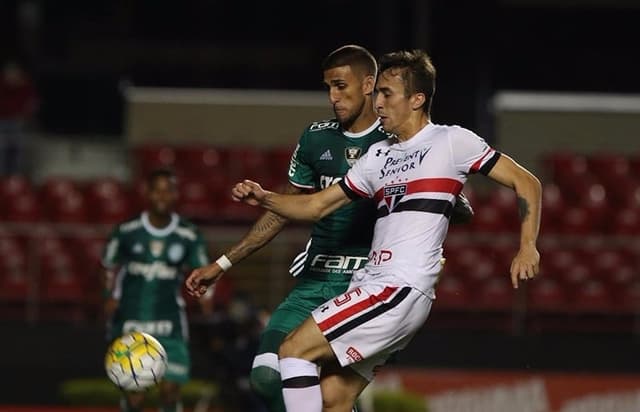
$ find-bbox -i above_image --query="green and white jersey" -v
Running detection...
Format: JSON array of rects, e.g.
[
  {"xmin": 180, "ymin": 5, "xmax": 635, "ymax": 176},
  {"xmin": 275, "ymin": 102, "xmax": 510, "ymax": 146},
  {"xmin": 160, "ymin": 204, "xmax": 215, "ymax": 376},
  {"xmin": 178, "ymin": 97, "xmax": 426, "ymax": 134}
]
[
  {"xmin": 288, "ymin": 118, "xmax": 390, "ymax": 278},
  {"xmin": 102, "ymin": 212, "xmax": 210, "ymax": 341}
]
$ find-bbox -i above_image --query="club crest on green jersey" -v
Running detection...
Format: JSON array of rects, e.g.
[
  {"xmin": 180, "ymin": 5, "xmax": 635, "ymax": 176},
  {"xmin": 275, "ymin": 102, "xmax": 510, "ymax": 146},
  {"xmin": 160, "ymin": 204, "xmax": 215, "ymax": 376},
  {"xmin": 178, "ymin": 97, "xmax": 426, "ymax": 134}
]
[
  {"xmin": 345, "ymin": 146, "xmax": 362, "ymax": 167},
  {"xmin": 150, "ymin": 240, "xmax": 164, "ymax": 257}
]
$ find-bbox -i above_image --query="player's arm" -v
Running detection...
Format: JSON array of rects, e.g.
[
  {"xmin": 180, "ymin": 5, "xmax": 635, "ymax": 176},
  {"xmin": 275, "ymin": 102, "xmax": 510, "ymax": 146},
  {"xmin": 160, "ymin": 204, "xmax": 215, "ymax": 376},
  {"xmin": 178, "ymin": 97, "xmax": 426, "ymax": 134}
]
[
  {"xmin": 185, "ymin": 183, "xmax": 305, "ymax": 298},
  {"xmin": 100, "ymin": 233, "xmax": 122, "ymax": 318},
  {"xmin": 233, "ymin": 179, "xmax": 352, "ymax": 222},
  {"xmin": 486, "ymin": 153, "xmax": 542, "ymax": 289}
]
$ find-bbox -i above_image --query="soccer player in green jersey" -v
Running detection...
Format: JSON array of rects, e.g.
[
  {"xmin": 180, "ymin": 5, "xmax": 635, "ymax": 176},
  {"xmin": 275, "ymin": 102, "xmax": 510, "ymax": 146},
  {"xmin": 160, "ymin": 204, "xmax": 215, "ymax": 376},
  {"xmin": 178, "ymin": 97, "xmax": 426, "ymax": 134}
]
[
  {"xmin": 102, "ymin": 168, "xmax": 211, "ymax": 412},
  {"xmin": 186, "ymin": 45, "xmax": 472, "ymax": 412}
]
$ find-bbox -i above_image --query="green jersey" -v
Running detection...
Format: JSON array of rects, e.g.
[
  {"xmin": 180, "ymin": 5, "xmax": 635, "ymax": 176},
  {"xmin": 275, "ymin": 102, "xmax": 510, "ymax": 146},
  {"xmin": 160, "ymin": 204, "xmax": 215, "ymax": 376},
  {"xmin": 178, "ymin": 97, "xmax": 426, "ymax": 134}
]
[
  {"xmin": 287, "ymin": 118, "xmax": 389, "ymax": 278},
  {"xmin": 102, "ymin": 212, "xmax": 210, "ymax": 341}
]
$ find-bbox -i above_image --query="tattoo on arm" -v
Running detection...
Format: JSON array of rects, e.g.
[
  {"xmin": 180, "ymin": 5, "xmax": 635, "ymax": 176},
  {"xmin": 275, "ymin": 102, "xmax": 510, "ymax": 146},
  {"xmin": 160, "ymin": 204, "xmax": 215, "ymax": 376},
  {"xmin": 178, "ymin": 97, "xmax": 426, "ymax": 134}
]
[{"xmin": 517, "ymin": 196, "xmax": 529, "ymax": 221}]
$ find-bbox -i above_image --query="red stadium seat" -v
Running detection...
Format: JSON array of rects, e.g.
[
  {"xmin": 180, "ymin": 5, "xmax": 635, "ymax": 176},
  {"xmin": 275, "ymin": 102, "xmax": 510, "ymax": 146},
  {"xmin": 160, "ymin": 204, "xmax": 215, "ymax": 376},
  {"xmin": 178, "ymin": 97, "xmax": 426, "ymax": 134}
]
[
  {"xmin": 618, "ymin": 282, "xmax": 640, "ymax": 313},
  {"xmin": 131, "ymin": 144, "xmax": 177, "ymax": 177},
  {"xmin": 175, "ymin": 145, "xmax": 227, "ymax": 177},
  {"xmin": 462, "ymin": 256, "xmax": 498, "ymax": 284},
  {"xmin": 474, "ymin": 277, "xmax": 514, "ymax": 311},
  {"xmin": 434, "ymin": 275, "xmax": 470, "ymax": 310},
  {"xmin": 571, "ymin": 280, "xmax": 614, "ymax": 313},
  {"xmin": 93, "ymin": 197, "xmax": 133, "ymax": 225},
  {"xmin": 527, "ymin": 278, "xmax": 567, "ymax": 312},
  {"xmin": 5, "ymin": 192, "xmax": 41, "ymax": 222},
  {"xmin": 0, "ymin": 174, "xmax": 33, "ymax": 198},
  {"xmin": 587, "ymin": 152, "xmax": 630, "ymax": 186},
  {"xmin": 543, "ymin": 151, "xmax": 589, "ymax": 187},
  {"xmin": 177, "ymin": 178, "xmax": 216, "ymax": 222},
  {"xmin": 40, "ymin": 176, "xmax": 82, "ymax": 203},
  {"xmin": 48, "ymin": 192, "xmax": 88, "ymax": 223},
  {"xmin": 85, "ymin": 177, "xmax": 128, "ymax": 203},
  {"xmin": 485, "ymin": 186, "xmax": 520, "ymax": 229},
  {"xmin": 606, "ymin": 177, "xmax": 640, "ymax": 209},
  {"xmin": 224, "ymin": 146, "xmax": 269, "ymax": 180},
  {"xmin": 540, "ymin": 183, "xmax": 566, "ymax": 233},
  {"xmin": 558, "ymin": 262, "xmax": 593, "ymax": 286},
  {"xmin": 559, "ymin": 207, "xmax": 594, "ymax": 235},
  {"xmin": 611, "ymin": 207, "xmax": 640, "ymax": 235},
  {"xmin": 268, "ymin": 145, "xmax": 296, "ymax": 181},
  {"xmin": 472, "ymin": 205, "xmax": 511, "ymax": 233}
]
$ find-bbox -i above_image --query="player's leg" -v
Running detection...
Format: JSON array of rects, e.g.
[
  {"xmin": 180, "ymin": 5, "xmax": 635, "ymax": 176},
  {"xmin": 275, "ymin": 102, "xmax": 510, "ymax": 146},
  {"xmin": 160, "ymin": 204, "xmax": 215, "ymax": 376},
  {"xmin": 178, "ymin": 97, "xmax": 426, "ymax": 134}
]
[
  {"xmin": 122, "ymin": 391, "xmax": 145, "ymax": 412},
  {"xmin": 320, "ymin": 361, "xmax": 369, "ymax": 412},
  {"xmin": 278, "ymin": 316, "xmax": 336, "ymax": 412},
  {"xmin": 158, "ymin": 338, "xmax": 190, "ymax": 412},
  {"xmin": 250, "ymin": 277, "xmax": 348, "ymax": 412}
]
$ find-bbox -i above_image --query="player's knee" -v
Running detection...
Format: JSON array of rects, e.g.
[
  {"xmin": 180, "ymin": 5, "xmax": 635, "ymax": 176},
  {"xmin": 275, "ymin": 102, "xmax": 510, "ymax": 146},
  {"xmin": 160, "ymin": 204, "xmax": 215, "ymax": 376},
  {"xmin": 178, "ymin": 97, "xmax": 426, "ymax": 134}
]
[
  {"xmin": 250, "ymin": 365, "xmax": 282, "ymax": 401},
  {"xmin": 278, "ymin": 334, "xmax": 298, "ymax": 359}
]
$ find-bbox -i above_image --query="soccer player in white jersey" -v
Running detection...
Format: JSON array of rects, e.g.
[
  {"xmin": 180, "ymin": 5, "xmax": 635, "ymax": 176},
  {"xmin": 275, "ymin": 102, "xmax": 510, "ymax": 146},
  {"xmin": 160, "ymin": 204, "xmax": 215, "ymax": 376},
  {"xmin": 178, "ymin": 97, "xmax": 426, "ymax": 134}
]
[{"xmin": 230, "ymin": 49, "xmax": 542, "ymax": 412}]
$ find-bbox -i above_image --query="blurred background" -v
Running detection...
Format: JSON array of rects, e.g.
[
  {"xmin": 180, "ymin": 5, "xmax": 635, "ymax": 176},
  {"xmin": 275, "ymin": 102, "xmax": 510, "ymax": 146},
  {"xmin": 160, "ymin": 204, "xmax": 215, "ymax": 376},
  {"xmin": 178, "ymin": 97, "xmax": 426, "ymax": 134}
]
[{"xmin": 1, "ymin": 0, "xmax": 639, "ymax": 411}]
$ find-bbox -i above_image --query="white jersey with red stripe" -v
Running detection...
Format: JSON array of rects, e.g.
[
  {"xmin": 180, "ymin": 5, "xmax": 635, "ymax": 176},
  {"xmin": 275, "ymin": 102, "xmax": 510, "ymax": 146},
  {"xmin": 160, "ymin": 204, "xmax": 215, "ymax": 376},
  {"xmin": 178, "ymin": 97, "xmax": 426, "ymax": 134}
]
[{"xmin": 339, "ymin": 122, "xmax": 500, "ymax": 298}]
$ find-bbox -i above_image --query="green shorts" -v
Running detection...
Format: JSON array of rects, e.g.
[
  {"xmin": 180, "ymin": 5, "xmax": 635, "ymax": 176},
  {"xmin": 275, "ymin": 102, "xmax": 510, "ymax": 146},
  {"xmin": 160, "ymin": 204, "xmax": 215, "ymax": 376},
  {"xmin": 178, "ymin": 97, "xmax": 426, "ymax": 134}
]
[
  {"xmin": 157, "ymin": 337, "xmax": 190, "ymax": 384},
  {"xmin": 260, "ymin": 275, "xmax": 351, "ymax": 351}
]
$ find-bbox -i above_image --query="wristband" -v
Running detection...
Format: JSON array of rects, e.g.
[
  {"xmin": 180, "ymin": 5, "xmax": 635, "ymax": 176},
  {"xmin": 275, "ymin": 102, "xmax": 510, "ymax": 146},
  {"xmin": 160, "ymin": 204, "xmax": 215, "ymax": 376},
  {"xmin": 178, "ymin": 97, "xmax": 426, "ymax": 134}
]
[{"xmin": 215, "ymin": 255, "xmax": 233, "ymax": 272}]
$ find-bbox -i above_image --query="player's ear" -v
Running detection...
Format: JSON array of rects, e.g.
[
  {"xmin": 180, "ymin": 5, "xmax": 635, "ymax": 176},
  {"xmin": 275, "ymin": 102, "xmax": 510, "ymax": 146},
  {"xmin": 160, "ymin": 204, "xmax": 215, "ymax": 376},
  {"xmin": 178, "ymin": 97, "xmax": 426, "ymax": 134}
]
[
  {"xmin": 411, "ymin": 92, "xmax": 426, "ymax": 111},
  {"xmin": 362, "ymin": 74, "xmax": 375, "ymax": 95}
]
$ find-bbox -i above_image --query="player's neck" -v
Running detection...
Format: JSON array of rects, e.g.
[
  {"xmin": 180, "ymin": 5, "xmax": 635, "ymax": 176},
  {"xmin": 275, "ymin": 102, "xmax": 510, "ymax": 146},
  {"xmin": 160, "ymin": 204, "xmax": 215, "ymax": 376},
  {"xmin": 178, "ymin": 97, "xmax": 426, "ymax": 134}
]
[
  {"xmin": 146, "ymin": 211, "xmax": 172, "ymax": 229},
  {"xmin": 343, "ymin": 108, "xmax": 378, "ymax": 134},
  {"xmin": 395, "ymin": 115, "xmax": 430, "ymax": 142}
]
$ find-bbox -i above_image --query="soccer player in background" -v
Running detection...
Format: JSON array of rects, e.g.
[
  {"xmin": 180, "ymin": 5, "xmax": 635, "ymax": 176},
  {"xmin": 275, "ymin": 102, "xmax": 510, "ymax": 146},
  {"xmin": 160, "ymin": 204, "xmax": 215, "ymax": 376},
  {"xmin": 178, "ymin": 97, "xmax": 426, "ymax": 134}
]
[
  {"xmin": 229, "ymin": 49, "xmax": 542, "ymax": 411},
  {"xmin": 102, "ymin": 168, "xmax": 211, "ymax": 412},
  {"xmin": 186, "ymin": 45, "xmax": 473, "ymax": 411}
]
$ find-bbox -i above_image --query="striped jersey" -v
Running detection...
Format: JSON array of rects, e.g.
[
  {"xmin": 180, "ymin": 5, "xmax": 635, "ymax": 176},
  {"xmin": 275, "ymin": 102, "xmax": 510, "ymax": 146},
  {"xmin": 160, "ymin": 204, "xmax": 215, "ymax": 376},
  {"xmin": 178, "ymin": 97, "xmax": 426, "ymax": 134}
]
[{"xmin": 339, "ymin": 122, "xmax": 500, "ymax": 298}]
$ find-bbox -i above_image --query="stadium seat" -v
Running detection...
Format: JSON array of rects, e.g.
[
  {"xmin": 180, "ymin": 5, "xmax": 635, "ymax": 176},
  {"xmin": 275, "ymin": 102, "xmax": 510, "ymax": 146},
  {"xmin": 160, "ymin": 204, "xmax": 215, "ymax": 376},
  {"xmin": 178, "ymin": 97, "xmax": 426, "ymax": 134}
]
[
  {"xmin": 559, "ymin": 206, "xmax": 594, "ymax": 235},
  {"xmin": 177, "ymin": 178, "xmax": 216, "ymax": 222},
  {"xmin": 472, "ymin": 204, "xmax": 511, "ymax": 233},
  {"xmin": 485, "ymin": 186, "xmax": 520, "ymax": 229},
  {"xmin": 527, "ymin": 278, "xmax": 567, "ymax": 312},
  {"xmin": 0, "ymin": 174, "xmax": 33, "ymax": 198},
  {"xmin": 84, "ymin": 177, "xmax": 129, "ymax": 204},
  {"xmin": 611, "ymin": 207, "xmax": 640, "ymax": 235},
  {"xmin": 93, "ymin": 196, "xmax": 133, "ymax": 225},
  {"xmin": 268, "ymin": 145, "xmax": 296, "ymax": 181},
  {"xmin": 224, "ymin": 146, "xmax": 270, "ymax": 180},
  {"xmin": 540, "ymin": 183, "xmax": 566, "ymax": 233},
  {"xmin": 606, "ymin": 177, "xmax": 640, "ymax": 208},
  {"xmin": 462, "ymin": 256, "xmax": 498, "ymax": 284},
  {"xmin": 542, "ymin": 151, "xmax": 589, "ymax": 187},
  {"xmin": 4, "ymin": 192, "xmax": 41, "ymax": 222},
  {"xmin": 587, "ymin": 152, "xmax": 630, "ymax": 186},
  {"xmin": 558, "ymin": 262, "xmax": 593, "ymax": 286},
  {"xmin": 434, "ymin": 275, "xmax": 470, "ymax": 310},
  {"xmin": 40, "ymin": 176, "xmax": 82, "ymax": 203},
  {"xmin": 131, "ymin": 144, "xmax": 177, "ymax": 177},
  {"xmin": 474, "ymin": 277, "xmax": 514, "ymax": 311},
  {"xmin": 571, "ymin": 279, "xmax": 614, "ymax": 313},
  {"xmin": 48, "ymin": 192, "xmax": 88, "ymax": 223},
  {"xmin": 617, "ymin": 282, "xmax": 640, "ymax": 313},
  {"xmin": 174, "ymin": 145, "xmax": 227, "ymax": 177}
]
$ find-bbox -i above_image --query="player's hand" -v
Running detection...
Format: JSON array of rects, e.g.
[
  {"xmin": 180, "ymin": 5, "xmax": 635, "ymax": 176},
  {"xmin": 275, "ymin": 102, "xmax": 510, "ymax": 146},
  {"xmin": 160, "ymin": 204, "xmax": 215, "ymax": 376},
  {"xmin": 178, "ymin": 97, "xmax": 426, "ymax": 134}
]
[
  {"xmin": 231, "ymin": 179, "xmax": 269, "ymax": 206},
  {"xmin": 510, "ymin": 245, "xmax": 540, "ymax": 289},
  {"xmin": 185, "ymin": 263, "xmax": 224, "ymax": 298}
]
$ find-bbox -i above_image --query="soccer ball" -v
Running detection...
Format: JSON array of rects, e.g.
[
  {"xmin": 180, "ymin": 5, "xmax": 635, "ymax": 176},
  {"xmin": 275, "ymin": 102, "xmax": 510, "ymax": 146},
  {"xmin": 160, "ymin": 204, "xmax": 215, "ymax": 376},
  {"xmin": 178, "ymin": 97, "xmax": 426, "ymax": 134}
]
[{"xmin": 104, "ymin": 331, "xmax": 168, "ymax": 391}]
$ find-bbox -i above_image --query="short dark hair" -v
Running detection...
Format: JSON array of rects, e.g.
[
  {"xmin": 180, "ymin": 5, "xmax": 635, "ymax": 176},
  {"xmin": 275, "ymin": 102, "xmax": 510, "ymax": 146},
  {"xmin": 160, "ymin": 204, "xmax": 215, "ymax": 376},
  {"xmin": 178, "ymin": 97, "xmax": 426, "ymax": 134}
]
[
  {"xmin": 378, "ymin": 49, "xmax": 436, "ymax": 115},
  {"xmin": 147, "ymin": 168, "xmax": 177, "ymax": 187},
  {"xmin": 321, "ymin": 44, "xmax": 377, "ymax": 77}
]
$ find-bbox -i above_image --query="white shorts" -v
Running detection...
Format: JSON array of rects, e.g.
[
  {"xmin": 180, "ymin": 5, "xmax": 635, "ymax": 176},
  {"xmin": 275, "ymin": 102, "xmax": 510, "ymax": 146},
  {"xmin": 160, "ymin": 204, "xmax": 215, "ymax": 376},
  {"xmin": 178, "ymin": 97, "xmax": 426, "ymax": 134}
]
[{"xmin": 312, "ymin": 280, "xmax": 432, "ymax": 381}]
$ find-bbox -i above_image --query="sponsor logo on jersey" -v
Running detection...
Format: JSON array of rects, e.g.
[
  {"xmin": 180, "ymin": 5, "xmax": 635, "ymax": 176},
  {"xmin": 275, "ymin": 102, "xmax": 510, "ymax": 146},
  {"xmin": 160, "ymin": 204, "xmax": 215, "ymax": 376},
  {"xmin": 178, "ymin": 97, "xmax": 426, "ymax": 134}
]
[
  {"xmin": 345, "ymin": 146, "xmax": 362, "ymax": 167},
  {"xmin": 128, "ymin": 261, "xmax": 178, "ymax": 281},
  {"xmin": 167, "ymin": 243, "xmax": 185, "ymax": 263},
  {"xmin": 378, "ymin": 148, "xmax": 430, "ymax": 179},
  {"xmin": 309, "ymin": 121, "xmax": 339, "ymax": 132},
  {"xmin": 288, "ymin": 144, "xmax": 301, "ymax": 178},
  {"xmin": 319, "ymin": 175, "xmax": 342, "ymax": 189},
  {"xmin": 369, "ymin": 249, "xmax": 393, "ymax": 265},
  {"xmin": 319, "ymin": 149, "xmax": 333, "ymax": 161},
  {"xmin": 310, "ymin": 254, "xmax": 368, "ymax": 274},
  {"xmin": 346, "ymin": 346, "xmax": 363, "ymax": 362},
  {"xmin": 150, "ymin": 240, "xmax": 164, "ymax": 257},
  {"xmin": 383, "ymin": 184, "xmax": 407, "ymax": 210},
  {"xmin": 123, "ymin": 320, "xmax": 173, "ymax": 337}
]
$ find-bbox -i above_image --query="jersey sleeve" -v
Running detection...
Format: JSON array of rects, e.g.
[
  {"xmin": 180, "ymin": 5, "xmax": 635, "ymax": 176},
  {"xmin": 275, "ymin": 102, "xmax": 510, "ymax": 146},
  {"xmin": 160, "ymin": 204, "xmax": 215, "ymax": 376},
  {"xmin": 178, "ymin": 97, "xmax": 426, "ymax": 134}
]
[
  {"xmin": 287, "ymin": 129, "xmax": 317, "ymax": 189},
  {"xmin": 101, "ymin": 226, "xmax": 123, "ymax": 269},
  {"xmin": 187, "ymin": 228, "xmax": 210, "ymax": 268},
  {"xmin": 449, "ymin": 126, "xmax": 501, "ymax": 175},
  {"xmin": 339, "ymin": 150, "xmax": 374, "ymax": 199}
]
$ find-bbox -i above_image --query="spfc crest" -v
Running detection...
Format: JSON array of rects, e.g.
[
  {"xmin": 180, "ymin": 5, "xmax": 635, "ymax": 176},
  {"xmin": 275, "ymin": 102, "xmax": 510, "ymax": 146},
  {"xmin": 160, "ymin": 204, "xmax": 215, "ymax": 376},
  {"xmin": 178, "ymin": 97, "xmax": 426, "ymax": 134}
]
[
  {"xmin": 150, "ymin": 240, "xmax": 164, "ymax": 257},
  {"xmin": 383, "ymin": 184, "xmax": 407, "ymax": 211},
  {"xmin": 345, "ymin": 147, "xmax": 362, "ymax": 167}
]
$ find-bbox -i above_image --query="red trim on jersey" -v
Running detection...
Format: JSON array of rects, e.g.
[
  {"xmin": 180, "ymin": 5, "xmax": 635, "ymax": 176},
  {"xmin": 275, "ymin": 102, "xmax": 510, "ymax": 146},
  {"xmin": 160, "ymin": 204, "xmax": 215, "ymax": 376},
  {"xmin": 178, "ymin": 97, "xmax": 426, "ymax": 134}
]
[
  {"xmin": 470, "ymin": 149, "xmax": 495, "ymax": 173},
  {"xmin": 317, "ymin": 286, "xmax": 398, "ymax": 332},
  {"xmin": 373, "ymin": 178, "xmax": 463, "ymax": 203},
  {"xmin": 345, "ymin": 176, "xmax": 369, "ymax": 198}
]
